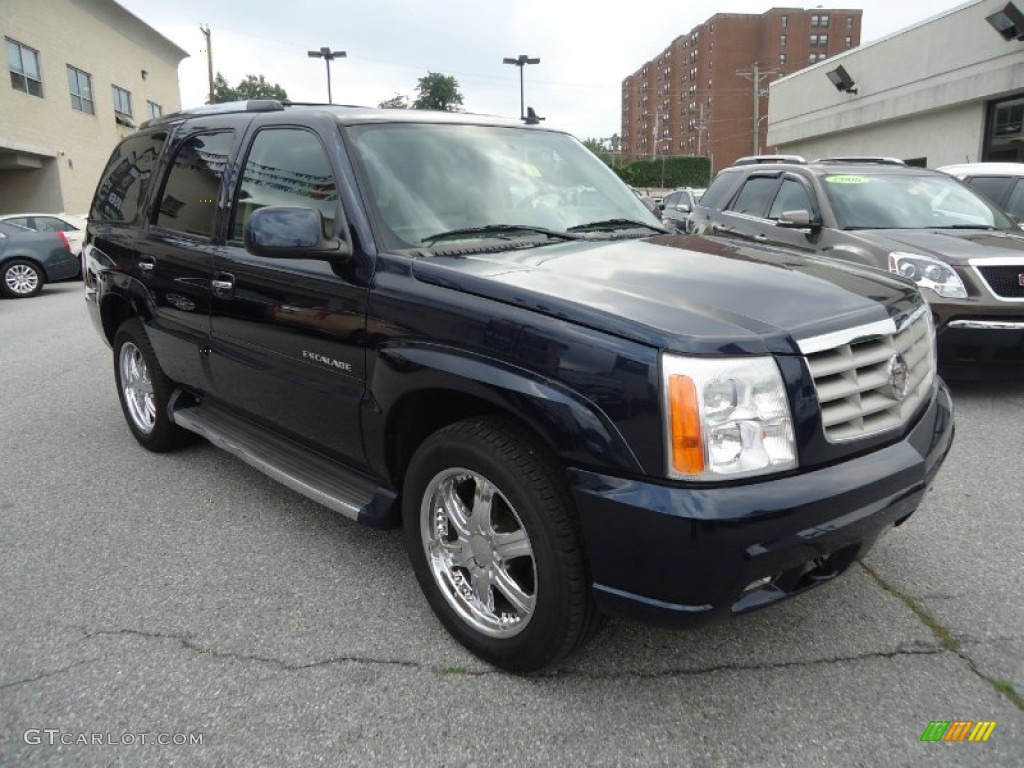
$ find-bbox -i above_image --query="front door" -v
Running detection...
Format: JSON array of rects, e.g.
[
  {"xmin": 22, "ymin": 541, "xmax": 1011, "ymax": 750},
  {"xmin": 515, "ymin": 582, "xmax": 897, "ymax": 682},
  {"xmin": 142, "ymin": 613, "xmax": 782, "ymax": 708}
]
[{"xmin": 208, "ymin": 125, "xmax": 370, "ymax": 466}]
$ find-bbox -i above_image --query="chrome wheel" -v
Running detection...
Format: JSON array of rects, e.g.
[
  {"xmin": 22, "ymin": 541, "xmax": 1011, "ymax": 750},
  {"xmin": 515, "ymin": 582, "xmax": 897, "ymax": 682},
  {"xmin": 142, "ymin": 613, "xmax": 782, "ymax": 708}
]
[
  {"xmin": 119, "ymin": 341, "xmax": 156, "ymax": 434},
  {"xmin": 4, "ymin": 263, "xmax": 40, "ymax": 295},
  {"xmin": 421, "ymin": 468, "xmax": 537, "ymax": 638}
]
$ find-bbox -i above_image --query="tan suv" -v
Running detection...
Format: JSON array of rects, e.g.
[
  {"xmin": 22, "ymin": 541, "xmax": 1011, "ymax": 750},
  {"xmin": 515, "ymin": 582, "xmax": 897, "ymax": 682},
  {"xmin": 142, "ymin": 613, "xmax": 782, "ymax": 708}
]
[{"xmin": 690, "ymin": 157, "xmax": 1024, "ymax": 377}]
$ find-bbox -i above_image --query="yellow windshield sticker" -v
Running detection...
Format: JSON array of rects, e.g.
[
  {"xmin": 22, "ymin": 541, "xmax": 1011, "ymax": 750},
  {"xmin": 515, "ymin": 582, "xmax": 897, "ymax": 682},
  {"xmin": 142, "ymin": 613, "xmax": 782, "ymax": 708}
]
[
  {"xmin": 825, "ymin": 175, "xmax": 869, "ymax": 184},
  {"xmin": 522, "ymin": 164, "xmax": 542, "ymax": 177}
]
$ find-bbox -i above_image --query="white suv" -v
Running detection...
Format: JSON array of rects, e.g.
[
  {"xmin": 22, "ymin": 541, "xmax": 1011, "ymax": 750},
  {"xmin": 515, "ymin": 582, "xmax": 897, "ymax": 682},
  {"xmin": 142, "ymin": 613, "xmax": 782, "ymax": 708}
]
[{"xmin": 938, "ymin": 163, "xmax": 1024, "ymax": 222}]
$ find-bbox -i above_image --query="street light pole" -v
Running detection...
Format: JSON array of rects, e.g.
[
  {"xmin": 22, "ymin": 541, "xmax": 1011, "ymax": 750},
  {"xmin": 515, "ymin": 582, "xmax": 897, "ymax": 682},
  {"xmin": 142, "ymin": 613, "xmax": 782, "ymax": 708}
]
[
  {"xmin": 307, "ymin": 46, "xmax": 347, "ymax": 104},
  {"xmin": 502, "ymin": 54, "xmax": 540, "ymax": 119}
]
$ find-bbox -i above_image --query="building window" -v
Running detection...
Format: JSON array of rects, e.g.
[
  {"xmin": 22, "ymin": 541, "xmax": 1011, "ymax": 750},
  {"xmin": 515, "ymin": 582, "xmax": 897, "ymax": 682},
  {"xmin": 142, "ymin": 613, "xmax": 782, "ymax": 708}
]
[
  {"xmin": 780, "ymin": 34, "xmax": 787, "ymax": 47},
  {"xmin": 147, "ymin": 101, "xmax": 163, "ymax": 119},
  {"xmin": 811, "ymin": 15, "xmax": 819, "ymax": 27},
  {"xmin": 780, "ymin": 53, "xmax": 787, "ymax": 66},
  {"xmin": 810, "ymin": 35, "xmax": 818, "ymax": 46},
  {"xmin": 67, "ymin": 66, "xmax": 94, "ymax": 114},
  {"xmin": 846, "ymin": 17, "xmax": 854, "ymax": 29},
  {"xmin": 6, "ymin": 38, "xmax": 43, "ymax": 97},
  {"xmin": 821, "ymin": 14, "xmax": 830, "ymax": 26},
  {"xmin": 820, "ymin": 34, "xmax": 829, "ymax": 46},
  {"xmin": 781, "ymin": 14, "xmax": 788, "ymax": 28},
  {"xmin": 845, "ymin": 36, "xmax": 853, "ymax": 48},
  {"xmin": 112, "ymin": 85, "xmax": 132, "ymax": 117}
]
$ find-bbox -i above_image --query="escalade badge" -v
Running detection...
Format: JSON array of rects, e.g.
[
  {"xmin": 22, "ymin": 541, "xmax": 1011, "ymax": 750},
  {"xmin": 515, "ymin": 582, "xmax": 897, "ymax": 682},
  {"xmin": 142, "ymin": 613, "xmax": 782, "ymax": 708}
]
[
  {"xmin": 302, "ymin": 350, "xmax": 352, "ymax": 372},
  {"xmin": 886, "ymin": 353, "xmax": 910, "ymax": 402}
]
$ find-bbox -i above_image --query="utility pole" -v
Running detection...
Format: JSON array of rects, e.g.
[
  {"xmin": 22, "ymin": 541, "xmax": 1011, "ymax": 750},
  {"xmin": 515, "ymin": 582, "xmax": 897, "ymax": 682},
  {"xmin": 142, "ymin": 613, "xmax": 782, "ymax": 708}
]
[
  {"xmin": 736, "ymin": 62, "xmax": 779, "ymax": 155},
  {"xmin": 200, "ymin": 25, "xmax": 214, "ymax": 104},
  {"xmin": 697, "ymin": 102, "xmax": 705, "ymax": 156}
]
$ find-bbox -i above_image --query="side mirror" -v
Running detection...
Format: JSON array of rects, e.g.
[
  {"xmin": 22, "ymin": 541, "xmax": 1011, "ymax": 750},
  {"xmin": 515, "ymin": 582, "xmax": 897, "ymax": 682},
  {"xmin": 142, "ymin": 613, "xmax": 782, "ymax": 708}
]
[
  {"xmin": 776, "ymin": 209, "xmax": 820, "ymax": 230},
  {"xmin": 244, "ymin": 206, "xmax": 351, "ymax": 259},
  {"xmin": 675, "ymin": 203, "xmax": 691, "ymax": 214}
]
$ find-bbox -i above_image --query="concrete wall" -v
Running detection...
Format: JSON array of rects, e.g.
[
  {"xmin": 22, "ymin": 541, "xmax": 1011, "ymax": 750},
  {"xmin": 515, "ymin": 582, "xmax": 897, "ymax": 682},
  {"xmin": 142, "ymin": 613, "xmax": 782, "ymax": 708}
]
[
  {"xmin": 0, "ymin": 0, "xmax": 186, "ymax": 214},
  {"xmin": 767, "ymin": 0, "xmax": 1024, "ymax": 165},
  {"xmin": 776, "ymin": 101, "xmax": 987, "ymax": 167}
]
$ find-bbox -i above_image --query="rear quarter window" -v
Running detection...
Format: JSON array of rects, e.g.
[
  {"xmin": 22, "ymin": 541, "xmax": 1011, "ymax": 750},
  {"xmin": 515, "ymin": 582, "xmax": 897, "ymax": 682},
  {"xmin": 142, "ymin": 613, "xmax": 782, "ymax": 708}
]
[
  {"xmin": 698, "ymin": 172, "xmax": 741, "ymax": 210},
  {"xmin": 91, "ymin": 131, "xmax": 166, "ymax": 224}
]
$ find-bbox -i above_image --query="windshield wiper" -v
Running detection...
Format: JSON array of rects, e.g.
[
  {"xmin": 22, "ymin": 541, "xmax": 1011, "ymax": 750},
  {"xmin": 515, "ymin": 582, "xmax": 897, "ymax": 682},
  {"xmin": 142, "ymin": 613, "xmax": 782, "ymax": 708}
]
[
  {"xmin": 942, "ymin": 224, "xmax": 998, "ymax": 230},
  {"xmin": 422, "ymin": 224, "xmax": 582, "ymax": 245},
  {"xmin": 567, "ymin": 218, "xmax": 668, "ymax": 234}
]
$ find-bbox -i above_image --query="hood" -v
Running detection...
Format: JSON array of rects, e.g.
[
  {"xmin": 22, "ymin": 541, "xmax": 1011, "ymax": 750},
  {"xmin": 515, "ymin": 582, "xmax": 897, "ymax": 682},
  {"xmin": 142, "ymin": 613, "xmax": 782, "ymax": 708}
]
[
  {"xmin": 855, "ymin": 228, "xmax": 1024, "ymax": 265},
  {"xmin": 410, "ymin": 234, "xmax": 921, "ymax": 356}
]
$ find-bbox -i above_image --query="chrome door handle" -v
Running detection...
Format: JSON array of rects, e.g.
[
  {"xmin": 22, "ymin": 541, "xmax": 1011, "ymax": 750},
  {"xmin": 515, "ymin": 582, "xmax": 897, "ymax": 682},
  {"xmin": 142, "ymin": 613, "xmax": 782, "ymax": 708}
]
[
  {"xmin": 211, "ymin": 272, "xmax": 235, "ymax": 298},
  {"xmin": 753, "ymin": 234, "xmax": 767, "ymax": 242},
  {"xmin": 139, "ymin": 256, "xmax": 155, "ymax": 272}
]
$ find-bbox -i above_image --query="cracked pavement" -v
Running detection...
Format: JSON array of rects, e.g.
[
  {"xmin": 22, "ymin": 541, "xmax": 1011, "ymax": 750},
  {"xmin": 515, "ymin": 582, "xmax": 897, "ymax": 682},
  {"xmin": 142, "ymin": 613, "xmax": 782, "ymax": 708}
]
[{"xmin": 1, "ymin": 283, "xmax": 1021, "ymax": 766}]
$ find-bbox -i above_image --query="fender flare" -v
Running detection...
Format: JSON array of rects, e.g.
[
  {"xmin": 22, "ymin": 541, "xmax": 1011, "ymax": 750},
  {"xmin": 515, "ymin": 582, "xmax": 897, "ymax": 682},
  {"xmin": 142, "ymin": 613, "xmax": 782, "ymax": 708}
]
[{"xmin": 366, "ymin": 343, "xmax": 646, "ymax": 478}]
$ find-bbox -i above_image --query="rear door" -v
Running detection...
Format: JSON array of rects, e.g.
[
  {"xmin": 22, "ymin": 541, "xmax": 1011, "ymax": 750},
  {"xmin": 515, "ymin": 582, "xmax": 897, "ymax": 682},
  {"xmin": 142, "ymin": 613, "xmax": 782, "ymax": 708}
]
[
  {"xmin": 208, "ymin": 119, "xmax": 371, "ymax": 466},
  {"xmin": 137, "ymin": 124, "xmax": 240, "ymax": 389}
]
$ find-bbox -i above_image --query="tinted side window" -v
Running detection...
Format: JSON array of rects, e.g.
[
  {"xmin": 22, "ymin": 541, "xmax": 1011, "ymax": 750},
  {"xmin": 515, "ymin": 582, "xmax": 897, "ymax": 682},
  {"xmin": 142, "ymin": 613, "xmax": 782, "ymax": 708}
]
[
  {"xmin": 729, "ymin": 176, "xmax": 779, "ymax": 216},
  {"xmin": 231, "ymin": 128, "xmax": 338, "ymax": 242},
  {"xmin": 156, "ymin": 131, "xmax": 234, "ymax": 238},
  {"xmin": 699, "ymin": 173, "xmax": 740, "ymax": 210},
  {"xmin": 768, "ymin": 178, "xmax": 814, "ymax": 219},
  {"xmin": 91, "ymin": 131, "xmax": 166, "ymax": 223},
  {"xmin": 965, "ymin": 176, "xmax": 1013, "ymax": 206},
  {"xmin": 662, "ymin": 192, "xmax": 680, "ymax": 207}
]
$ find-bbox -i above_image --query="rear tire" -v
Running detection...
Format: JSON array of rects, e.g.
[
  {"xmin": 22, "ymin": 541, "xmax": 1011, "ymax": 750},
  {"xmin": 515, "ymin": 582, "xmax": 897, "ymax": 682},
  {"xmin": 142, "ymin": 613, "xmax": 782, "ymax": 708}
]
[
  {"xmin": 402, "ymin": 416, "xmax": 603, "ymax": 673},
  {"xmin": 113, "ymin": 319, "xmax": 195, "ymax": 452},
  {"xmin": 1, "ymin": 259, "xmax": 44, "ymax": 298}
]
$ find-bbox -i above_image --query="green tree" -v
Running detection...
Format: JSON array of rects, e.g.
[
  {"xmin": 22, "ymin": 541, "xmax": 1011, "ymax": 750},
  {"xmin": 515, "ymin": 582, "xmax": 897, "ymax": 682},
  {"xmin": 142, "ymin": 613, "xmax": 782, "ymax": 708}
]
[
  {"xmin": 378, "ymin": 93, "xmax": 410, "ymax": 109},
  {"xmin": 412, "ymin": 72, "xmax": 464, "ymax": 111},
  {"xmin": 211, "ymin": 72, "xmax": 288, "ymax": 104}
]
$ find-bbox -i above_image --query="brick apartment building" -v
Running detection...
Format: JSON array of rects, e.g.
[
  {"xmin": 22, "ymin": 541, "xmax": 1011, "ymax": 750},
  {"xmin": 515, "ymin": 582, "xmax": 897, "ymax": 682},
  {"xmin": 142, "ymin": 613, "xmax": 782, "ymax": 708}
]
[{"xmin": 621, "ymin": 7, "xmax": 862, "ymax": 171}]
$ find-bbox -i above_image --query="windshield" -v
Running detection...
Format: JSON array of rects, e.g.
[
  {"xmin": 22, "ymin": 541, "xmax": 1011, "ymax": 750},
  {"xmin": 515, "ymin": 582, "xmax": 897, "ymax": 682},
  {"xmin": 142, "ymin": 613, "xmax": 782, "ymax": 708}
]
[
  {"xmin": 344, "ymin": 123, "xmax": 661, "ymax": 248},
  {"xmin": 823, "ymin": 172, "xmax": 1016, "ymax": 230}
]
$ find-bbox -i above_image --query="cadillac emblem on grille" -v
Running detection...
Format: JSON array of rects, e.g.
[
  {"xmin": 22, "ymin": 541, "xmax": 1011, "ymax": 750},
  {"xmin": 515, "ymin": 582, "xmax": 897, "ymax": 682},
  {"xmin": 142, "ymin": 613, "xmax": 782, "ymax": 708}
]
[
  {"xmin": 1018, "ymin": 272, "xmax": 1024, "ymax": 287},
  {"xmin": 886, "ymin": 353, "xmax": 910, "ymax": 402}
]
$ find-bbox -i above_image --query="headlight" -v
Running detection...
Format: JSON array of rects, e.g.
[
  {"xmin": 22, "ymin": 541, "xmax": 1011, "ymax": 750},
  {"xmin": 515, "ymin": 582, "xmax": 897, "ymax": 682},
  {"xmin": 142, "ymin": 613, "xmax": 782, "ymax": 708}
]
[
  {"xmin": 662, "ymin": 354, "xmax": 797, "ymax": 481},
  {"xmin": 888, "ymin": 252, "xmax": 967, "ymax": 299}
]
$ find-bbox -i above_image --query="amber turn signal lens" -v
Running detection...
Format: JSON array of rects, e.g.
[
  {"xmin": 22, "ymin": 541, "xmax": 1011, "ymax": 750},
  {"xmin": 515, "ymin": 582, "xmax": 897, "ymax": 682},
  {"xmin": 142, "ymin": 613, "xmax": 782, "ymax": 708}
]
[{"xmin": 668, "ymin": 374, "xmax": 704, "ymax": 475}]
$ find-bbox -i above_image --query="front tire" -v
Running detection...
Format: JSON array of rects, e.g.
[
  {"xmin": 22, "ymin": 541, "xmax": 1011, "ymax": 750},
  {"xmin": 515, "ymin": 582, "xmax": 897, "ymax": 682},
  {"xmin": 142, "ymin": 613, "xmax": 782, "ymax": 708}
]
[
  {"xmin": 1, "ymin": 259, "xmax": 44, "ymax": 298},
  {"xmin": 402, "ymin": 417, "xmax": 602, "ymax": 673},
  {"xmin": 113, "ymin": 319, "xmax": 195, "ymax": 452}
]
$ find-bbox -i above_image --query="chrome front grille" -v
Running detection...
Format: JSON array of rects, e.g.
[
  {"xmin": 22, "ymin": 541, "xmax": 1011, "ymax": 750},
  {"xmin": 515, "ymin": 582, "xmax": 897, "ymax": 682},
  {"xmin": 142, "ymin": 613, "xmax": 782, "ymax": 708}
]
[{"xmin": 799, "ymin": 308, "xmax": 935, "ymax": 443}]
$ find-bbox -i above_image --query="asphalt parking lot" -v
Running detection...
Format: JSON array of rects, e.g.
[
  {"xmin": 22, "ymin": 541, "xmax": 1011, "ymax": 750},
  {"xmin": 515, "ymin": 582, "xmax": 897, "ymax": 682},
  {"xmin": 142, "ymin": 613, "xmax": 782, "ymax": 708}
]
[{"xmin": 1, "ymin": 282, "xmax": 1022, "ymax": 766}]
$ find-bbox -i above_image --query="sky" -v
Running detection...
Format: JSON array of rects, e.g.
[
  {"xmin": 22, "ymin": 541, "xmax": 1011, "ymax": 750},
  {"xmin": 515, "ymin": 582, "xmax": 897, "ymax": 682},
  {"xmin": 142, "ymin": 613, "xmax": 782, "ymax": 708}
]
[{"xmin": 116, "ymin": 0, "xmax": 972, "ymax": 140}]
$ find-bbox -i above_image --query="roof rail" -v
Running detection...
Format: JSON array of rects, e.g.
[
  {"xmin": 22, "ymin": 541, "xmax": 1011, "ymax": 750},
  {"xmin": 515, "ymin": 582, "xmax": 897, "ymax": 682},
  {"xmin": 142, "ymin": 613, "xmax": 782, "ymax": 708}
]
[
  {"xmin": 147, "ymin": 99, "xmax": 286, "ymax": 126},
  {"xmin": 814, "ymin": 156, "xmax": 907, "ymax": 166},
  {"xmin": 732, "ymin": 154, "xmax": 807, "ymax": 166}
]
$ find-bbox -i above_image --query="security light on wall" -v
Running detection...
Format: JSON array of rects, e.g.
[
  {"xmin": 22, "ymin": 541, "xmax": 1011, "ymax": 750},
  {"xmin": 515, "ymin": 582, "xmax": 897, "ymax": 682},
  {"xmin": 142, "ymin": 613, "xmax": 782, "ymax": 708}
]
[
  {"xmin": 826, "ymin": 65, "xmax": 858, "ymax": 95},
  {"xmin": 986, "ymin": 2, "xmax": 1024, "ymax": 40}
]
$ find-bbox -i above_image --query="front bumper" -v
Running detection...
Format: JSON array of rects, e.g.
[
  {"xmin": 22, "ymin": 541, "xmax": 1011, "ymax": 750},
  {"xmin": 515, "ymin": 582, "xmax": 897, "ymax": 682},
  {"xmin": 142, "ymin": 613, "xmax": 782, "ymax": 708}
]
[
  {"xmin": 569, "ymin": 379, "xmax": 954, "ymax": 627},
  {"xmin": 938, "ymin": 318, "xmax": 1024, "ymax": 374}
]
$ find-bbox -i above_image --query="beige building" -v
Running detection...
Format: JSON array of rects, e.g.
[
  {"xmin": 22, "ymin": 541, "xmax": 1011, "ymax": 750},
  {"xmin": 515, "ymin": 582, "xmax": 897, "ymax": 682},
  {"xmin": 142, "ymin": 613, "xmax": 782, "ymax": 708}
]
[
  {"xmin": 767, "ymin": 0, "xmax": 1024, "ymax": 167},
  {"xmin": 1, "ymin": 0, "xmax": 187, "ymax": 214}
]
